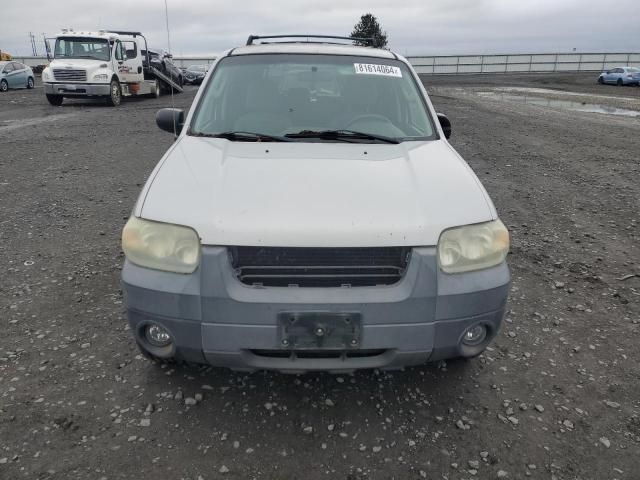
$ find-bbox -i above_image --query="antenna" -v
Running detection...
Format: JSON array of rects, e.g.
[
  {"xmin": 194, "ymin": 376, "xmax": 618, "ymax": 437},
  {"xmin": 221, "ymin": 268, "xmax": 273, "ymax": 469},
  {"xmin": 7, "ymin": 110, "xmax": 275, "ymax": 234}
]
[{"xmin": 163, "ymin": 0, "xmax": 177, "ymax": 138}]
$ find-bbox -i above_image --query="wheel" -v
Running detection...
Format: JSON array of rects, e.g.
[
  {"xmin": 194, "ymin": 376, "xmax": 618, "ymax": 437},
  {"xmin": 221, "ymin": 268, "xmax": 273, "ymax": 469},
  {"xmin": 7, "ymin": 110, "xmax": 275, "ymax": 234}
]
[
  {"xmin": 0, "ymin": 80, "xmax": 8, "ymax": 92},
  {"xmin": 27, "ymin": 77, "xmax": 34, "ymax": 89},
  {"xmin": 46, "ymin": 94, "xmax": 63, "ymax": 106},
  {"xmin": 598, "ymin": 76, "xmax": 604, "ymax": 84},
  {"xmin": 106, "ymin": 79, "xmax": 122, "ymax": 106},
  {"xmin": 617, "ymin": 78, "xmax": 623, "ymax": 86},
  {"xmin": 148, "ymin": 79, "xmax": 160, "ymax": 98}
]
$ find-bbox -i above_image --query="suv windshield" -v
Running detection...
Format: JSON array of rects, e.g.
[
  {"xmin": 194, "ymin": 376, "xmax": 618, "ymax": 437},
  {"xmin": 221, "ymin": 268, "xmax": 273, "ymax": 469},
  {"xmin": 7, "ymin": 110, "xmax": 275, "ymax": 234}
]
[
  {"xmin": 190, "ymin": 54, "xmax": 436, "ymax": 142},
  {"xmin": 54, "ymin": 37, "xmax": 110, "ymax": 61}
]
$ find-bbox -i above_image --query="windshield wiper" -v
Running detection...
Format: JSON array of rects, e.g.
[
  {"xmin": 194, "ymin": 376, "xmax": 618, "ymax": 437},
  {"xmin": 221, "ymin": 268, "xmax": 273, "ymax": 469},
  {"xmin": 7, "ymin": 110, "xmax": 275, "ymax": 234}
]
[
  {"xmin": 285, "ymin": 129, "xmax": 400, "ymax": 144},
  {"xmin": 191, "ymin": 131, "xmax": 292, "ymax": 142}
]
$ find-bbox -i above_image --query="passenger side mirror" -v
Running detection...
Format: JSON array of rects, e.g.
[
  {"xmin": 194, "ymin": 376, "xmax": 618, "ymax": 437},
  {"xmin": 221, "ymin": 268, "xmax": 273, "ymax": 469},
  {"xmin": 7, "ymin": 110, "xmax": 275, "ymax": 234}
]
[
  {"xmin": 437, "ymin": 113, "xmax": 452, "ymax": 139},
  {"xmin": 156, "ymin": 108, "xmax": 185, "ymax": 135}
]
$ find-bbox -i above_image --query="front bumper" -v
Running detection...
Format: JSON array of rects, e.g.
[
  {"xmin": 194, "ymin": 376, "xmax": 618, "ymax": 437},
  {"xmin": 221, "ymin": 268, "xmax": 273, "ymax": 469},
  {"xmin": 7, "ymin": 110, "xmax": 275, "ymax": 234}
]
[
  {"xmin": 122, "ymin": 247, "xmax": 510, "ymax": 372},
  {"xmin": 44, "ymin": 82, "xmax": 110, "ymax": 96}
]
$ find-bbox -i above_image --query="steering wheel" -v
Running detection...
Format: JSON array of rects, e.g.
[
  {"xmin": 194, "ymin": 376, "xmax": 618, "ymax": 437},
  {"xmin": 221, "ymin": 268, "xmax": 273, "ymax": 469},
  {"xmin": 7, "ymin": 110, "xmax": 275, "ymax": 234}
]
[{"xmin": 345, "ymin": 114, "xmax": 392, "ymax": 129}]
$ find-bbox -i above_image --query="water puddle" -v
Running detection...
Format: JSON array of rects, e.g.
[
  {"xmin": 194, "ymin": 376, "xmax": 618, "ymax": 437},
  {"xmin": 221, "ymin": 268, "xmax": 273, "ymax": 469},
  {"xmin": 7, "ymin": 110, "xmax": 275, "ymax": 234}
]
[
  {"xmin": 0, "ymin": 113, "xmax": 77, "ymax": 131},
  {"xmin": 491, "ymin": 87, "xmax": 639, "ymax": 102},
  {"xmin": 476, "ymin": 91, "xmax": 640, "ymax": 117}
]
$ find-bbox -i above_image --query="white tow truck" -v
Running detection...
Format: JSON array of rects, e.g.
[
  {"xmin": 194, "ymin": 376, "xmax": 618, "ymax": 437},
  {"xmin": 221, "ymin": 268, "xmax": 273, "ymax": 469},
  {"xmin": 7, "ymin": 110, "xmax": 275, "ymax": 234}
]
[{"xmin": 42, "ymin": 29, "xmax": 183, "ymax": 106}]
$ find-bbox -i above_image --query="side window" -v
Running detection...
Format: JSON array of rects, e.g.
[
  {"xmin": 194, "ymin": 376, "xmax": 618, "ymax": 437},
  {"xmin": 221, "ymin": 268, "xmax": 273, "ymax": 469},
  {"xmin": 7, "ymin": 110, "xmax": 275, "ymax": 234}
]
[
  {"xmin": 123, "ymin": 41, "xmax": 137, "ymax": 60},
  {"xmin": 115, "ymin": 41, "xmax": 124, "ymax": 61},
  {"xmin": 3, "ymin": 63, "xmax": 14, "ymax": 73},
  {"xmin": 12, "ymin": 62, "xmax": 24, "ymax": 70}
]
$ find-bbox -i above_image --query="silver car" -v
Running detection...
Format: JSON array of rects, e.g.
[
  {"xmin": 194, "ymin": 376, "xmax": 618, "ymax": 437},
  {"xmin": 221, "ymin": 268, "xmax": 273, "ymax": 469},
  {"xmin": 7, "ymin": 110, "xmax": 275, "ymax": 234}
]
[
  {"xmin": 0, "ymin": 61, "xmax": 35, "ymax": 91},
  {"xmin": 598, "ymin": 66, "xmax": 640, "ymax": 86}
]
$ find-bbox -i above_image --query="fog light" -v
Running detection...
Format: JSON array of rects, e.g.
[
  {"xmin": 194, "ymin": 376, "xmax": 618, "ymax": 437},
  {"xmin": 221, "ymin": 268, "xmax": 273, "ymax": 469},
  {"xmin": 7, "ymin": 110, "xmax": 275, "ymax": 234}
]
[
  {"xmin": 145, "ymin": 324, "xmax": 172, "ymax": 347},
  {"xmin": 462, "ymin": 324, "xmax": 487, "ymax": 346}
]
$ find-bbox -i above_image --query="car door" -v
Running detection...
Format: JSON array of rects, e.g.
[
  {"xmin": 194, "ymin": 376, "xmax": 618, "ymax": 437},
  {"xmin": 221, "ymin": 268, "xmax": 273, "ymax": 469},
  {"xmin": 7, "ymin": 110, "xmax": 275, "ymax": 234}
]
[
  {"xmin": 12, "ymin": 62, "xmax": 27, "ymax": 87},
  {"xmin": 118, "ymin": 40, "xmax": 142, "ymax": 83},
  {"xmin": 612, "ymin": 68, "xmax": 624, "ymax": 83}
]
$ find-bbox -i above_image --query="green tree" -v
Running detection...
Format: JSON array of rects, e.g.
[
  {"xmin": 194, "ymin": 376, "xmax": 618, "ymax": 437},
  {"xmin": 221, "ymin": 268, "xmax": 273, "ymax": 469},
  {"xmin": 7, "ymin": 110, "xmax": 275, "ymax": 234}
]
[{"xmin": 350, "ymin": 13, "xmax": 388, "ymax": 48}]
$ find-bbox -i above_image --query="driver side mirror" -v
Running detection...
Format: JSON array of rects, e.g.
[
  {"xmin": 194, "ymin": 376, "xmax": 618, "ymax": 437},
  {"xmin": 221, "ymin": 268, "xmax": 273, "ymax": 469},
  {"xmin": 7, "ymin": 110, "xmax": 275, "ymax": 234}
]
[
  {"xmin": 437, "ymin": 113, "xmax": 452, "ymax": 139},
  {"xmin": 156, "ymin": 108, "xmax": 185, "ymax": 135}
]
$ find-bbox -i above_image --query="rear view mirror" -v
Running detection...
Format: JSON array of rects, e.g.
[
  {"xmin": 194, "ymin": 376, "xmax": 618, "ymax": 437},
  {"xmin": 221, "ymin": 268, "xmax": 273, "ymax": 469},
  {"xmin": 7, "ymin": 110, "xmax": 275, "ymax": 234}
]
[
  {"xmin": 437, "ymin": 113, "xmax": 452, "ymax": 139},
  {"xmin": 156, "ymin": 108, "xmax": 185, "ymax": 135}
]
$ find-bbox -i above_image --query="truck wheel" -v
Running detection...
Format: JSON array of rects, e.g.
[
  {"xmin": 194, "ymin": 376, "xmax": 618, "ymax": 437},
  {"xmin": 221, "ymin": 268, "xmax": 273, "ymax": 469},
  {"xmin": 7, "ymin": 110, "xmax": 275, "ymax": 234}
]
[
  {"xmin": 0, "ymin": 80, "xmax": 8, "ymax": 92},
  {"xmin": 46, "ymin": 94, "xmax": 64, "ymax": 106},
  {"xmin": 149, "ymin": 79, "xmax": 160, "ymax": 98},
  {"xmin": 27, "ymin": 77, "xmax": 35, "ymax": 89},
  {"xmin": 106, "ymin": 79, "xmax": 122, "ymax": 106}
]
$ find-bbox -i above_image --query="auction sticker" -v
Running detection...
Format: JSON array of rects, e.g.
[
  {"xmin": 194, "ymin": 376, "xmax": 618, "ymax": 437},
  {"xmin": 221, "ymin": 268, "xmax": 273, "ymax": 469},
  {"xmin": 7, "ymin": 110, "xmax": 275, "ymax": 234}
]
[{"xmin": 354, "ymin": 63, "xmax": 402, "ymax": 78}]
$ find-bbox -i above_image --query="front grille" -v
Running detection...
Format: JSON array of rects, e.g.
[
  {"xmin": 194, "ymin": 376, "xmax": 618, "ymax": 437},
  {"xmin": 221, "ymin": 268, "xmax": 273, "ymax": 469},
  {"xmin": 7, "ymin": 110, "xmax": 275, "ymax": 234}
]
[
  {"xmin": 230, "ymin": 246, "xmax": 411, "ymax": 288},
  {"xmin": 53, "ymin": 69, "xmax": 87, "ymax": 82},
  {"xmin": 250, "ymin": 349, "xmax": 387, "ymax": 359}
]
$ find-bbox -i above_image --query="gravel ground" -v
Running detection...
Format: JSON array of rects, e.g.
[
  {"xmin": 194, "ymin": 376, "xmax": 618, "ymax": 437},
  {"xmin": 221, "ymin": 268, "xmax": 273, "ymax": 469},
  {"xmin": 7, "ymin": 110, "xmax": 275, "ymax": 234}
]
[{"xmin": 1, "ymin": 74, "xmax": 639, "ymax": 480}]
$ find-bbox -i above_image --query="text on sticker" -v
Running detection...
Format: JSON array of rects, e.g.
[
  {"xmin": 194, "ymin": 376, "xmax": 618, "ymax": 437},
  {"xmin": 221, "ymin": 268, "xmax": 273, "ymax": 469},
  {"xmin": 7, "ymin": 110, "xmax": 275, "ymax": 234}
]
[{"xmin": 354, "ymin": 63, "xmax": 402, "ymax": 78}]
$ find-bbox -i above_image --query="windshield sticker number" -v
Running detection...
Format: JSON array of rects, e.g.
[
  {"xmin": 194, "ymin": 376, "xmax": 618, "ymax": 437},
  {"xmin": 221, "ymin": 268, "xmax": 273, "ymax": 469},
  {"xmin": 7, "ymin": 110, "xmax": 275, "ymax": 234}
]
[{"xmin": 354, "ymin": 63, "xmax": 402, "ymax": 78}]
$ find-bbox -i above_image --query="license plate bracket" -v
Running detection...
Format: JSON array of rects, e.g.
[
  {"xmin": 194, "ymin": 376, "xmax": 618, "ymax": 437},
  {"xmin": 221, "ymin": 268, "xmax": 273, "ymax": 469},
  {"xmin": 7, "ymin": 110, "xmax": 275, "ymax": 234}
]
[{"xmin": 278, "ymin": 312, "xmax": 361, "ymax": 349}]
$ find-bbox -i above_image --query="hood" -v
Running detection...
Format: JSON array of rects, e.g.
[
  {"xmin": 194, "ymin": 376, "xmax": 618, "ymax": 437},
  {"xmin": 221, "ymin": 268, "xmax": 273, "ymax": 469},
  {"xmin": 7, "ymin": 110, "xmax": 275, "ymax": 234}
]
[
  {"xmin": 49, "ymin": 58, "xmax": 109, "ymax": 71},
  {"xmin": 138, "ymin": 138, "xmax": 495, "ymax": 247}
]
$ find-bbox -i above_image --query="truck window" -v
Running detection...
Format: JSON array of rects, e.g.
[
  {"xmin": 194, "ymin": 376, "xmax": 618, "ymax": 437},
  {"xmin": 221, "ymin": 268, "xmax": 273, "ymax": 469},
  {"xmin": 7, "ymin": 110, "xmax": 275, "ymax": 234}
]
[
  {"xmin": 54, "ymin": 37, "xmax": 110, "ymax": 61},
  {"xmin": 123, "ymin": 41, "xmax": 137, "ymax": 60}
]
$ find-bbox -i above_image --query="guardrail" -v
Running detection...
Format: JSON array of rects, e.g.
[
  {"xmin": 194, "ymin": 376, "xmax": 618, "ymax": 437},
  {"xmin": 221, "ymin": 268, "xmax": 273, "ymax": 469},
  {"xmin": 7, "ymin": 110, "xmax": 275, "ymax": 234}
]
[
  {"xmin": 11, "ymin": 52, "xmax": 640, "ymax": 75},
  {"xmin": 406, "ymin": 52, "xmax": 640, "ymax": 74}
]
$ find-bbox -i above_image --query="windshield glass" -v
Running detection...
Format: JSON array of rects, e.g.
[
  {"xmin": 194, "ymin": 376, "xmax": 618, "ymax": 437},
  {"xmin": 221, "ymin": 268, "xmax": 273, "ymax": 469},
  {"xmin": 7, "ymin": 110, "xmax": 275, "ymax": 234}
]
[
  {"xmin": 54, "ymin": 37, "xmax": 110, "ymax": 61},
  {"xmin": 190, "ymin": 54, "xmax": 436, "ymax": 142}
]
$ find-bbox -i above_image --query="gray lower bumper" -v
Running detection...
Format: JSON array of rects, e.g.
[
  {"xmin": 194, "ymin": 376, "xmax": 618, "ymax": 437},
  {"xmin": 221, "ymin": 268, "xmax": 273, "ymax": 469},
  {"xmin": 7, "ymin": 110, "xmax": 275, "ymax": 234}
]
[
  {"xmin": 122, "ymin": 247, "xmax": 510, "ymax": 372},
  {"xmin": 44, "ymin": 82, "xmax": 110, "ymax": 96}
]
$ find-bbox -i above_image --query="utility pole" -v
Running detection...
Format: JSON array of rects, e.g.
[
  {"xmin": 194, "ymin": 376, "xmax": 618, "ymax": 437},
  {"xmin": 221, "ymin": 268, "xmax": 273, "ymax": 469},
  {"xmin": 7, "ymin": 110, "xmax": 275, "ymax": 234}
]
[{"xmin": 29, "ymin": 32, "xmax": 38, "ymax": 56}]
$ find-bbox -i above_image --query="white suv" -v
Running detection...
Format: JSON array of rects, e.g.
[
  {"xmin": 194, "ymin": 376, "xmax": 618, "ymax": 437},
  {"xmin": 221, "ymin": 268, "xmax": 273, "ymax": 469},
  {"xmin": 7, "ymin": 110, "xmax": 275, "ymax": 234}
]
[{"xmin": 121, "ymin": 35, "xmax": 510, "ymax": 372}]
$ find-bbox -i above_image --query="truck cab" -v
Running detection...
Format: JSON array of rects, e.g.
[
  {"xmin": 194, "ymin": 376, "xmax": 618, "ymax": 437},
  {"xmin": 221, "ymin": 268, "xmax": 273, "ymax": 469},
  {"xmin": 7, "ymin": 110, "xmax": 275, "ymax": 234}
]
[{"xmin": 42, "ymin": 30, "xmax": 180, "ymax": 106}]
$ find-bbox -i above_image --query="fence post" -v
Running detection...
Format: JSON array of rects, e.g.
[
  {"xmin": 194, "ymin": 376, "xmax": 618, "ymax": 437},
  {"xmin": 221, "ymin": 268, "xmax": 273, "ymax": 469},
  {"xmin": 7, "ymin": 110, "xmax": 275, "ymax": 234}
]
[
  {"xmin": 554, "ymin": 54, "xmax": 558, "ymax": 72},
  {"xmin": 578, "ymin": 54, "xmax": 582, "ymax": 72},
  {"xmin": 480, "ymin": 54, "xmax": 484, "ymax": 74}
]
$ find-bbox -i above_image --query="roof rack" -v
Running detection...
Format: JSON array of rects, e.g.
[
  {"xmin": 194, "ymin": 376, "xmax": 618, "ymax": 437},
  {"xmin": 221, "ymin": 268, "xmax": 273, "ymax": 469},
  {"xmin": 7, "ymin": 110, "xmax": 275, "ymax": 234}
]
[
  {"xmin": 246, "ymin": 34, "xmax": 373, "ymax": 46},
  {"xmin": 109, "ymin": 30, "xmax": 144, "ymax": 37}
]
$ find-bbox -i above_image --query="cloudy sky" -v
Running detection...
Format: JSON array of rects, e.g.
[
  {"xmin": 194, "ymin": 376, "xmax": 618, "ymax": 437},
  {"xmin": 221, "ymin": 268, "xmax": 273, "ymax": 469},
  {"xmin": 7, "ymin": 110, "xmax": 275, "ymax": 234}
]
[{"xmin": 3, "ymin": 0, "xmax": 639, "ymax": 57}]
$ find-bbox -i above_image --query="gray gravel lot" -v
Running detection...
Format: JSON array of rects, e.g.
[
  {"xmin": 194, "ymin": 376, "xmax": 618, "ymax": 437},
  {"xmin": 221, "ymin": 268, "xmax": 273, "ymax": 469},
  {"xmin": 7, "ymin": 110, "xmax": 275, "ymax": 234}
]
[{"xmin": 1, "ymin": 73, "xmax": 639, "ymax": 480}]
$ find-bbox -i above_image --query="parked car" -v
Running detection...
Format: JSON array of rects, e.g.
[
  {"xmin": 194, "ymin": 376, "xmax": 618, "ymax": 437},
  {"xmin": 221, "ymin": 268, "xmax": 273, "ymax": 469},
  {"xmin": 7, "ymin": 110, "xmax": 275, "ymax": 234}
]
[
  {"xmin": 184, "ymin": 64, "xmax": 208, "ymax": 85},
  {"xmin": 598, "ymin": 66, "xmax": 640, "ymax": 86},
  {"xmin": 121, "ymin": 35, "xmax": 510, "ymax": 373},
  {"xmin": 142, "ymin": 49, "xmax": 183, "ymax": 87},
  {"xmin": 0, "ymin": 61, "xmax": 35, "ymax": 91}
]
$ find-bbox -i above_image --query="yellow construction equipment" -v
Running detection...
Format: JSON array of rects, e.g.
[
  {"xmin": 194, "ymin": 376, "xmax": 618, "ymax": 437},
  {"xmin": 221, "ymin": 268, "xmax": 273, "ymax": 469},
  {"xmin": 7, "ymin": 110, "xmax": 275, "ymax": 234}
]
[{"xmin": 0, "ymin": 50, "xmax": 12, "ymax": 61}]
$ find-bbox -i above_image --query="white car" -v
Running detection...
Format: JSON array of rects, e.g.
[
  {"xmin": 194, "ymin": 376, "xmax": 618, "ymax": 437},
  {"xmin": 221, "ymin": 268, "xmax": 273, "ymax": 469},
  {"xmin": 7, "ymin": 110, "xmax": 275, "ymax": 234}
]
[{"xmin": 121, "ymin": 35, "xmax": 510, "ymax": 372}]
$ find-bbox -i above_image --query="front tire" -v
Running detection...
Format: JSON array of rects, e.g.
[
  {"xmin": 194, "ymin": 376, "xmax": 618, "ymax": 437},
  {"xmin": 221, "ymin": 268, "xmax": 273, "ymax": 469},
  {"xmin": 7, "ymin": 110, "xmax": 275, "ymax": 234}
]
[
  {"xmin": 598, "ymin": 76, "xmax": 604, "ymax": 84},
  {"xmin": 617, "ymin": 78, "xmax": 623, "ymax": 86},
  {"xmin": 27, "ymin": 77, "xmax": 35, "ymax": 89},
  {"xmin": 0, "ymin": 80, "xmax": 8, "ymax": 92},
  {"xmin": 46, "ymin": 94, "xmax": 63, "ymax": 106},
  {"xmin": 106, "ymin": 79, "xmax": 122, "ymax": 106}
]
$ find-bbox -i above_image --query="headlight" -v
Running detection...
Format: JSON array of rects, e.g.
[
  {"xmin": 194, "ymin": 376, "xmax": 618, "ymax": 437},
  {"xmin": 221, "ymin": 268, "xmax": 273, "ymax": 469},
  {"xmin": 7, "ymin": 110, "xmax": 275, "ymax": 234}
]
[
  {"xmin": 42, "ymin": 69, "xmax": 50, "ymax": 81},
  {"xmin": 93, "ymin": 73, "xmax": 109, "ymax": 82},
  {"xmin": 438, "ymin": 219, "xmax": 509, "ymax": 273},
  {"xmin": 122, "ymin": 217, "xmax": 200, "ymax": 273}
]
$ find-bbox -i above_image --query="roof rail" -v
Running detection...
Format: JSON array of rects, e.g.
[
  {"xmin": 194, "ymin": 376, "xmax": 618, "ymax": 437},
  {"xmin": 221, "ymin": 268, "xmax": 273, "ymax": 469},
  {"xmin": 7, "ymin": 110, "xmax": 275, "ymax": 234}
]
[{"xmin": 246, "ymin": 34, "xmax": 373, "ymax": 46}]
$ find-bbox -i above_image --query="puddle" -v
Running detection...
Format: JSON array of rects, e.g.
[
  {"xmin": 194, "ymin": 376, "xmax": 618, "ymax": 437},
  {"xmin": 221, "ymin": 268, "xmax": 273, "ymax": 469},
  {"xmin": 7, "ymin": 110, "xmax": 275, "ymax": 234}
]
[
  {"xmin": 476, "ymin": 92, "xmax": 640, "ymax": 117},
  {"xmin": 0, "ymin": 113, "xmax": 77, "ymax": 131},
  {"xmin": 491, "ymin": 87, "xmax": 639, "ymax": 102}
]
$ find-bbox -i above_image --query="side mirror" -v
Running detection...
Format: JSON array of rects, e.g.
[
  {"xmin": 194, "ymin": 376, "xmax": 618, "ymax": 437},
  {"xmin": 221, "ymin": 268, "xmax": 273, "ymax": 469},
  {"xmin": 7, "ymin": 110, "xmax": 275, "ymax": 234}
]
[
  {"xmin": 605, "ymin": 70, "xmax": 610, "ymax": 74},
  {"xmin": 437, "ymin": 113, "xmax": 452, "ymax": 139},
  {"xmin": 156, "ymin": 108, "xmax": 185, "ymax": 135}
]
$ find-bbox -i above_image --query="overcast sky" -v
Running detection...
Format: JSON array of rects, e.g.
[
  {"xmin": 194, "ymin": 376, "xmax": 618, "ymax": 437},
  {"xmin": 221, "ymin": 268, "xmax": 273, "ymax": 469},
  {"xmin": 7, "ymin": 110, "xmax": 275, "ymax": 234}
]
[{"xmin": 3, "ymin": 0, "xmax": 639, "ymax": 57}]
